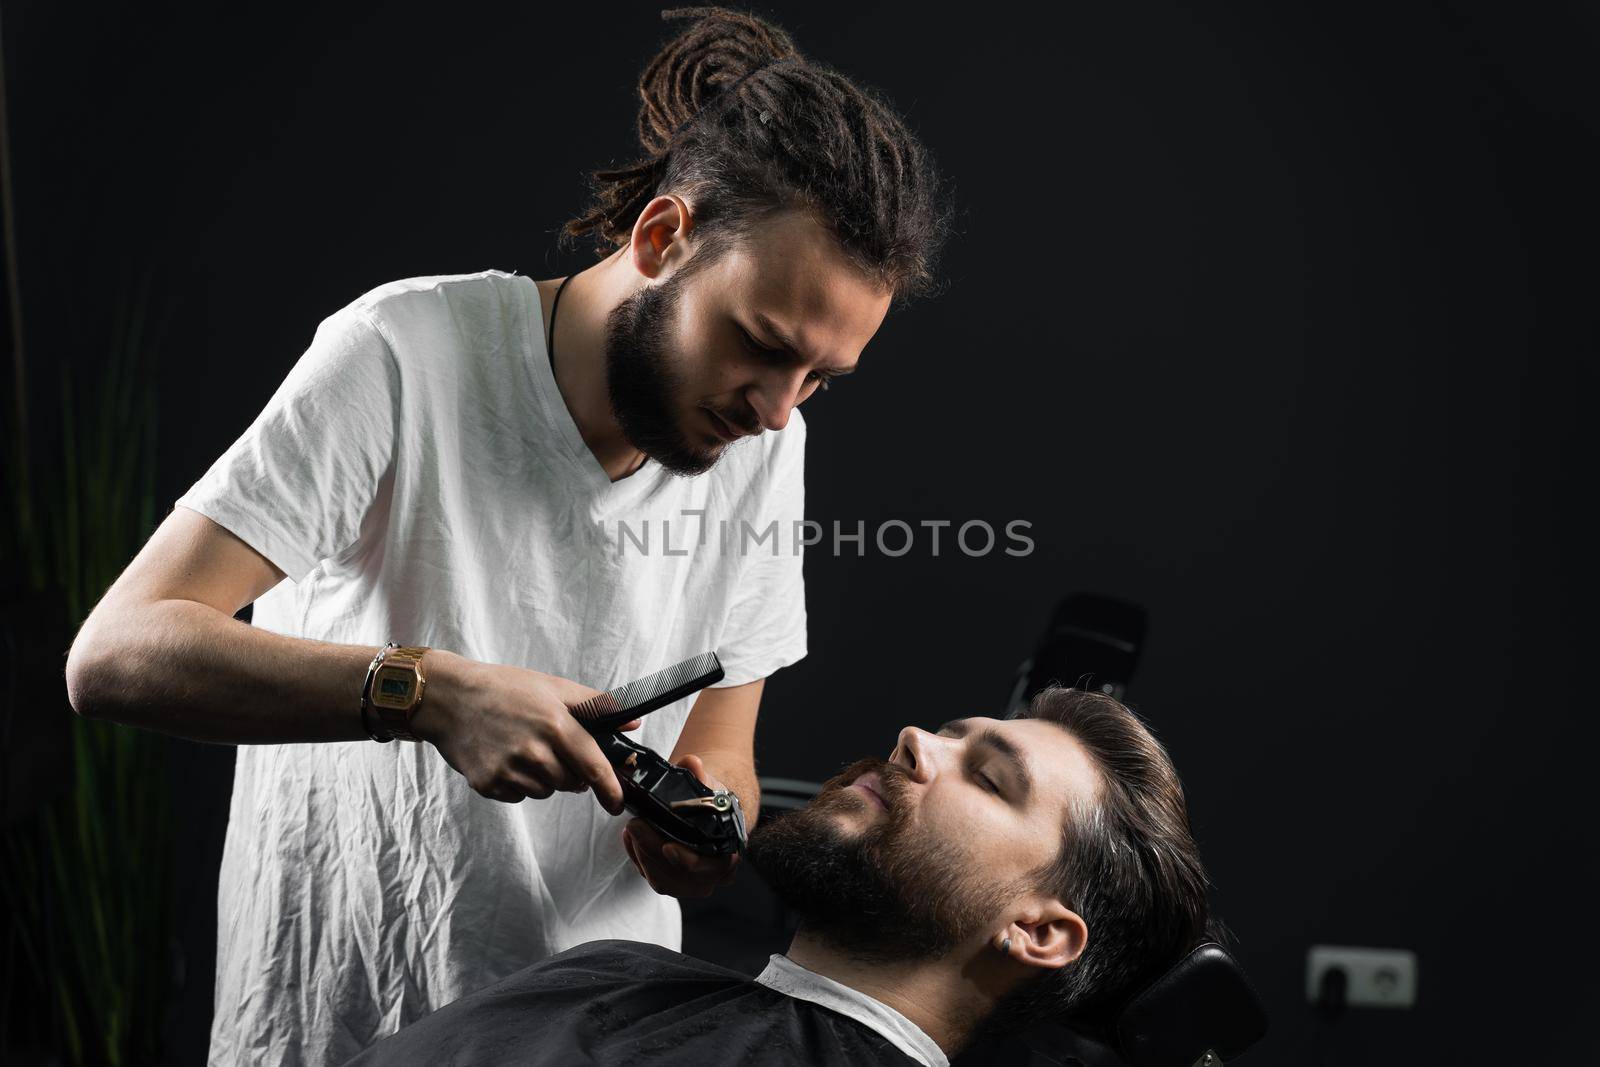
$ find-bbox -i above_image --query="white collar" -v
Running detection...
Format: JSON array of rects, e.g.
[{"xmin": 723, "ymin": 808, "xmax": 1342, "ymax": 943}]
[{"xmin": 754, "ymin": 954, "xmax": 950, "ymax": 1067}]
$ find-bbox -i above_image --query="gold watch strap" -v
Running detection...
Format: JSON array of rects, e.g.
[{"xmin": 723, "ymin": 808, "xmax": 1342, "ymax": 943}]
[{"xmin": 371, "ymin": 645, "xmax": 430, "ymax": 742}]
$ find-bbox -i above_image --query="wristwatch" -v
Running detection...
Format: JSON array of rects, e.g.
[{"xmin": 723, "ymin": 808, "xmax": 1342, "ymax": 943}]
[{"xmin": 364, "ymin": 645, "xmax": 431, "ymax": 742}]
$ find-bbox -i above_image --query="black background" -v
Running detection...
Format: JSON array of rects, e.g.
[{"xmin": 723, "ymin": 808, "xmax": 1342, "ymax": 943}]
[{"xmin": 5, "ymin": 1, "xmax": 1593, "ymax": 1063}]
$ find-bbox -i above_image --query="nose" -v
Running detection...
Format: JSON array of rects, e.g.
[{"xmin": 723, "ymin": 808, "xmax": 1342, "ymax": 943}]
[
  {"xmin": 744, "ymin": 370, "xmax": 811, "ymax": 433},
  {"xmin": 889, "ymin": 726, "xmax": 948, "ymax": 785}
]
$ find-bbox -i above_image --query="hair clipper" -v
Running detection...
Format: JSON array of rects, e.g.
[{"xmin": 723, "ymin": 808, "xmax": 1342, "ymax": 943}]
[{"xmin": 569, "ymin": 652, "xmax": 747, "ymax": 856}]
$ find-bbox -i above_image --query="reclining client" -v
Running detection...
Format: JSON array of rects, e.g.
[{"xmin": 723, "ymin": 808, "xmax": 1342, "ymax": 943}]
[{"xmin": 349, "ymin": 686, "xmax": 1217, "ymax": 1066}]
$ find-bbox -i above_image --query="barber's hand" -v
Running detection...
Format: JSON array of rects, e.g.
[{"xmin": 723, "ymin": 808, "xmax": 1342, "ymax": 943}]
[
  {"xmin": 411, "ymin": 651, "xmax": 637, "ymax": 813},
  {"xmin": 620, "ymin": 754, "xmax": 740, "ymax": 899}
]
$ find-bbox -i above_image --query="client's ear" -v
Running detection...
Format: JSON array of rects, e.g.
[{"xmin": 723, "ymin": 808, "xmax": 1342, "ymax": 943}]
[{"xmin": 1002, "ymin": 900, "xmax": 1088, "ymax": 971}]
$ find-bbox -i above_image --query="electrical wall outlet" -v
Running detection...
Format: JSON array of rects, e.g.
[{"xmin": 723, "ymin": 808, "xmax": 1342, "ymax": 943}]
[{"xmin": 1306, "ymin": 945, "xmax": 1418, "ymax": 1009}]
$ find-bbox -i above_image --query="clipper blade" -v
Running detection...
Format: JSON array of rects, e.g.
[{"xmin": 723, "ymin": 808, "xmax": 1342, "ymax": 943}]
[{"xmin": 569, "ymin": 651, "xmax": 725, "ymax": 733}]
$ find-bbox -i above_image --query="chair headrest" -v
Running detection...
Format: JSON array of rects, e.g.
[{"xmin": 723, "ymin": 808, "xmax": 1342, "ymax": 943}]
[{"xmin": 1113, "ymin": 942, "xmax": 1268, "ymax": 1066}]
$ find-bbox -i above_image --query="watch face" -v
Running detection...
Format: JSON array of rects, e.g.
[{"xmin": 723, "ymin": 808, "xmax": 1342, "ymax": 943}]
[{"xmin": 371, "ymin": 667, "xmax": 415, "ymax": 709}]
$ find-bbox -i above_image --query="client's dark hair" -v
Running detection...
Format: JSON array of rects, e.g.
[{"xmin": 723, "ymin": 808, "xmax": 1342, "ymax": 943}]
[
  {"xmin": 1004, "ymin": 687, "xmax": 1213, "ymax": 1029},
  {"xmin": 562, "ymin": 6, "xmax": 953, "ymax": 306}
]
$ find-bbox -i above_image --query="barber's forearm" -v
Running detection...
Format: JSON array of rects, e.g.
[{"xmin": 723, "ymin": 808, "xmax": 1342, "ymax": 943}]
[{"xmin": 67, "ymin": 597, "xmax": 467, "ymax": 744}]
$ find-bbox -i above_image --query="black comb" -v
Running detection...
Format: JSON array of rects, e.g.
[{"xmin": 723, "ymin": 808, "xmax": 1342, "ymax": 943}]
[{"xmin": 569, "ymin": 652, "xmax": 724, "ymax": 733}]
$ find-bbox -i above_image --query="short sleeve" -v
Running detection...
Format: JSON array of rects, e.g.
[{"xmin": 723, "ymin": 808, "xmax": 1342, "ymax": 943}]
[
  {"xmin": 713, "ymin": 414, "xmax": 808, "ymax": 687},
  {"xmin": 175, "ymin": 303, "xmax": 398, "ymax": 583}
]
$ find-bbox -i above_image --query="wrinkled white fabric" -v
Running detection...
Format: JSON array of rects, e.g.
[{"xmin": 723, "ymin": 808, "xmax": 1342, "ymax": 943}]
[
  {"xmin": 756, "ymin": 955, "xmax": 949, "ymax": 1067},
  {"xmin": 176, "ymin": 270, "xmax": 807, "ymax": 1065}
]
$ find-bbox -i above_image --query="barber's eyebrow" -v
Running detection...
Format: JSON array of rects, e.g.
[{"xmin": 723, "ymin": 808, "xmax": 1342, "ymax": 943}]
[
  {"xmin": 936, "ymin": 719, "xmax": 1034, "ymax": 804},
  {"xmin": 753, "ymin": 311, "xmax": 857, "ymax": 376}
]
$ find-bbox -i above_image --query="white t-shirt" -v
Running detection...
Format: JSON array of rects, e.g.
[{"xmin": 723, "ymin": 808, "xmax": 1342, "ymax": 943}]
[{"xmin": 177, "ymin": 269, "xmax": 807, "ymax": 1066}]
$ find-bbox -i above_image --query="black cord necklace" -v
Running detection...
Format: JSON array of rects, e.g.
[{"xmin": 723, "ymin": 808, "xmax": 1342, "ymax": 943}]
[
  {"xmin": 548, "ymin": 273, "xmax": 573, "ymax": 373},
  {"xmin": 549, "ymin": 273, "xmax": 647, "ymax": 478}
]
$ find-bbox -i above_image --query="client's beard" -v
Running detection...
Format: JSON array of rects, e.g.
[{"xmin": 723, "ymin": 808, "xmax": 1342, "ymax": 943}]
[
  {"xmin": 603, "ymin": 271, "xmax": 722, "ymax": 477},
  {"xmin": 747, "ymin": 757, "xmax": 1017, "ymax": 963}
]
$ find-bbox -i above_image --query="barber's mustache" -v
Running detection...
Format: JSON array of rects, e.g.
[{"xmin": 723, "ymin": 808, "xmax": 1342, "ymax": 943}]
[{"xmin": 709, "ymin": 404, "xmax": 762, "ymax": 436}]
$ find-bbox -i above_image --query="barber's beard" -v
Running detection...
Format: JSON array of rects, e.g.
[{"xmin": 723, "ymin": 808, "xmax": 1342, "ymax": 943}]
[
  {"xmin": 747, "ymin": 757, "xmax": 1017, "ymax": 963},
  {"xmin": 603, "ymin": 272, "xmax": 724, "ymax": 477}
]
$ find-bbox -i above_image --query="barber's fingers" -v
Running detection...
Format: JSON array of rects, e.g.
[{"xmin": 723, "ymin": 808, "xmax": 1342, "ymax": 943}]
[
  {"xmin": 545, "ymin": 675, "xmax": 607, "ymax": 707},
  {"xmin": 661, "ymin": 841, "xmax": 739, "ymax": 886},
  {"xmin": 621, "ymin": 821, "xmax": 664, "ymax": 893},
  {"xmin": 487, "ymin": 734, "xmax": 618, "ymax": 810},
  {"xmin": 628, "ymin": 816, "xmax": 736, "ymax": 873},
  {"xmin": 622, "ymin": 820, "xmax": 671, "ymax": 895},
  {"xmin": 624, "ymin": 818, "xmax": 738, "ymax": 897},
  {"xmin": 625, "ymin": 816, "xmax": 668, "ymax": 854},
  {"xmin": 553, "ymin": 719, "xmax": 627, "ymax": 816},
  {"xmin": 485, "ymin": 764, "xmax": 611, "ymax": 806},
  {"xmin": 477, "ymin": 775, "xmax": 548, "ymax": 804},
  {"xmin": 509, "ymin": 746, "xmax": 584, "ymax": 794},
  {"xmin": 673, "ymin": 753, "xmax": 726, "ymax": 791},
  {"xmin": 518, "ymin": 776, "xmax": 557, "ymax": 801},
  {"xmin": 541, "ymin": 671, "xmax": 636, "ymax": 730}
]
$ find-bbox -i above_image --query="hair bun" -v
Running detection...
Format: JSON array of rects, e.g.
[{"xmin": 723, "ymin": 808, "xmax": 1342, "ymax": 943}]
[{"xmin": 638, "ymin": 7, "xmax": 804, "ymax": 155}]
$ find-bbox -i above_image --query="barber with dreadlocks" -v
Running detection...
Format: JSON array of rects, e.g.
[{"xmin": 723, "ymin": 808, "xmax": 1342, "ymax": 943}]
[{"xmin": 65, "ymin": 7, "xmax": 950, "ymax": 1065}]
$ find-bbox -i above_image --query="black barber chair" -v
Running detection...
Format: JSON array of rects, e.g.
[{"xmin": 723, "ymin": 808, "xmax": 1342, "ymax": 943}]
[
  {"xmin": 1102, "ymin": 942, "xmax": 1266, "ymax": 1066},
  {"xmin": 951, "ymin": 941, "xmax": 1268, "ymax": 1066},
  {"xmin": 1007, "ymin": 593, "xmax": 1147, "ymax": 712}
]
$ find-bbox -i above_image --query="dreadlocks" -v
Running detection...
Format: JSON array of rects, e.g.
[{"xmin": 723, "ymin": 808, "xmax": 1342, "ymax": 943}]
[{"xmin": 563, "ymin": 6, "xmax": 952, "ymax": 306}]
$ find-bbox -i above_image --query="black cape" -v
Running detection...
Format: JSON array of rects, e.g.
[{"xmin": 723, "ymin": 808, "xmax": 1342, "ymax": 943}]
[{"xmin": 346, "ymin": 939, "xmax": 923, "ymax": 1066}]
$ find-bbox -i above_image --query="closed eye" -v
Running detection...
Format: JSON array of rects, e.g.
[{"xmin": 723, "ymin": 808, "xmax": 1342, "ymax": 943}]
[
  {"xmin": 740, "ymin": 326, "xmax": 782, "ymax": 358},
  {"xmin": 740, "ymin": 326, "xmax": 838, "ymax": 392}
]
